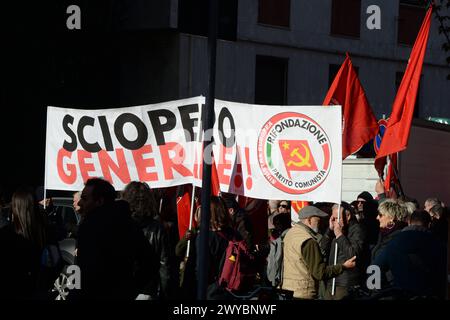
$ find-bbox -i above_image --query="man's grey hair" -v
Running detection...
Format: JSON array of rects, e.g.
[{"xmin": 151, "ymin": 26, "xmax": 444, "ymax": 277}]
[{"xmin": 425, "ymin": 197, "xmax": 441, "ymax": 208}]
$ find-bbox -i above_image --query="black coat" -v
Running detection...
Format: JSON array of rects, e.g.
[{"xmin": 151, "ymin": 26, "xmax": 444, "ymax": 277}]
[
  {"xmin": 371, "ymin": 222, "xmax": 406, "ymax": 262},
  {"xmin": 196, "ymin": 227, "xmax": 237, "ymax": 286},
  {"xmin": 138, "ymin": 216, "xmax": 174, "ymax": 299},
  {"xmin": 373, "ymin": 226, "xmax": 447, "ymax": 298},
  {"xmin": 430, "ymin": 218, "xmax": 448, "ymax": 245},
  {"xmin": 0, "ymin": 226, "xmax": 40, "ymax": 299},
  {"xmin": 231, "ymin": 209, "xmax": 253, "ymax": 250},
  {"xmin": 75, "ymin": 200, "xmax": 153, "ymax": 300},
  {"xmin": 320, "ymin": 219, "xmax": 368, "ymax": 287}
]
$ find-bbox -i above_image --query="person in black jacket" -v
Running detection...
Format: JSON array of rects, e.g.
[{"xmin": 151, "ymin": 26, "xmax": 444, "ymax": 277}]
[
  {"xmin": 75, "ymin": 178, "xmax": 153, "ymax": 300},
  {"xmin": 0, "ymin": 188, "xmax": 45, "ymax": 299},
  {"xmin": 0, "ymin": 225, "xmax": 39, "ymax": 299},
  {"xmin": 320, "ymin": 202, "xmax": 368, "ymax": 299},
  {"xmin": 221, "ymin": 192, "xmax": 253, "ymax": 251},
  {"xmin": 121, "ymin": 181, "xmax": 175, "ymax": 300},
  {"xmin": 196, "ymin": 196, "xmax": 238, "ymax": 300},
  {"xmin": 373, "ymin": 210, "xmax": 447, "ymax": 299},
  {"xmin": 429, "ymin": 203, "xmax": 448, "ymax": 245},
  {"xmin": 35, "ymin": 186, "xmax": 66, "ymax": 241}
]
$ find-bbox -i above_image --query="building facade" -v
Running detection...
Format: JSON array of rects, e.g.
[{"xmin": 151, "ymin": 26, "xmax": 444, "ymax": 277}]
[{"xmin": 173, "ymin": 0, "xmax": 450, "ymax": 119}]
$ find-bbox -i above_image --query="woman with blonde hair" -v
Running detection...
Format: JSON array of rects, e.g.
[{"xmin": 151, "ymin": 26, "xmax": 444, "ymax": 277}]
[{"xmin": 371, "ymin": 199, "xmax": 407, "ymax": 261}]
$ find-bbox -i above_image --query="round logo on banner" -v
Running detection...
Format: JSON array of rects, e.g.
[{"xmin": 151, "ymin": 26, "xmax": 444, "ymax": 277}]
[{"xmin": 257, "ymin": 112, "xmax": 332, "ymax": 194}]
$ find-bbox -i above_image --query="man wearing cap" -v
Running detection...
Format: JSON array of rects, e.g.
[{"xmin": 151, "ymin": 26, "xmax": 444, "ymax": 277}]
[{"xmin": 282, "ymin": 206, "xmax": 356, "ymax": 299}]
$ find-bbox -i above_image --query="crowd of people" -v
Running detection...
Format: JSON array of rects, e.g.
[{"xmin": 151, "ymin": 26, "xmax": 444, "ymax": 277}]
[{"xmin": 0, "ymin": 178, "xmax": 448, "ymax": 300}]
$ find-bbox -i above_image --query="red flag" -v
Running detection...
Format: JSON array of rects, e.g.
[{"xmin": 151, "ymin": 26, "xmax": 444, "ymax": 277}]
[
  {"xmin": 384, "ymin": 154, "xmax": 396, "ymax": 192},
  {"xmin": 228, "ymin": 146, "xmax": 245, "ymax": 196},
  {"xmin": 211, "ymin": 153, "xmax": 221, "ymax": 197},
  {"xmin": 291, "ymin": 201, "xmax": 310, "ymax": 215},
  {"xmin": 384, "ymin": 153, "xmax": 402, "ymax": 199},
  {"xmin": 323, "ymin": 54, "xmax": 379, "ymax": 159},
  {"xmin": 176, "ymin": 184, "xmax": 193, "ymax": 239},
  {"xmin": 375, "ymin": 6, "xmax": 433, "ymax": 160}
]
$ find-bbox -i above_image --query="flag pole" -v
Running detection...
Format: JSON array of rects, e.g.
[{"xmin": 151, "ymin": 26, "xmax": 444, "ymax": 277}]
[
  {"xmin": 43, "ymin": 107, "xmax": 50, "ymax": 210},
  {"xmin": 391, "ymin": 152, "xmax": 405, "ymax": 197},
  {"xmin": 197, "ymin": 0, "xmax": 218, "ymax": 300},
  {"xmin": 185, "ymin": 101, "xmax": 204, "ymax": 259},
  {"xmin": 385, "ymin": 155, "xmax": 390, "ymax": 186},
  {"xmin": 331, "ymin": 202, "xmax": 341, "ymax": 296},
  {"xmin": 331, "ymin": 105, "xmax": 344, "ymax": 296},
  {"xmin": 184, "ymin": 190, "xmax": 196, "ymax": 259}
]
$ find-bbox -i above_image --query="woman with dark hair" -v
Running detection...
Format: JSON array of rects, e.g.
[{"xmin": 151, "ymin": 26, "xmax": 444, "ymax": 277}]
[
  {"xmin": 6, "ymin": 188, "xmax": 60, "ymax": 298},
  {"xmin": 121, "ymin": 181, "xmax": 174, "ymax": 300},
  {"xmin": 122, "ymin": 181, "xmax": 158, "ymax": 222},
  {"xmin": 12, "ymin": 190, "xmax": 47, "ymax": 251},
  {"xmin": 196, "ymin": 196, "xmax": 239, "ymax": 299},
  {"xmin": 209, "ymin": 196, "xmax": 232, "ymax": 232},
  {"xmin": 0, "ymin": 189, "xmax": 42, "ymax": 298}
]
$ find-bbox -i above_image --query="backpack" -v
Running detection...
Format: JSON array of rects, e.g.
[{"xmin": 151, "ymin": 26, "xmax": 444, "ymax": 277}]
[
  {"xmin": 266, "ymin": 229, "xmax": 289, "ymax": 287},
  {"xmin": 217, "ymin": 233, "xmax": 255, "ymax": 292}
]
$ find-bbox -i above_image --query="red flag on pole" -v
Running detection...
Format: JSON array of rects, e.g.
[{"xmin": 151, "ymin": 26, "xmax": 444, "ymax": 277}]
[
  {"xmin": 323, "ymin": 53, "xmax": 379, "ymax": 159},
  {"xmin": 384, "ymin": 153, "xmax": 399, "ymax": 198},
  {"xmin": 176, "ymin": 184, "xmax": 193, "ymax": 239},
  {"xmin": 375, "ymin": 6, "xmax": 433, "ymax": 161},
  {"xmin": 211, "ymin": 153, "xmax": 221, "ymax": 197}
]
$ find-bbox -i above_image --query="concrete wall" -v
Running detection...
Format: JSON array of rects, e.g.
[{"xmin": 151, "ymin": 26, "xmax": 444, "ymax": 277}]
[
  {"xmin": 342, "ymin": 158, "xmax": 379, "ymax": 203},
  {"xmin": 400, "ymin": 121, "xmax": 450, "ymax": 206}
]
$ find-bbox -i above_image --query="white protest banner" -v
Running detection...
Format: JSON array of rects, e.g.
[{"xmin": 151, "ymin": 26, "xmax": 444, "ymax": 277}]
[
  {"xmin": 45, "ymin": 97, "xmax": 342, "ymax": 203},
  {"xmin": 45, "ymin": 96, "xmax": 205, "ymax": 191},
  {"xmin": 205, "ymin": 100, "xmax": 342, "ymax": 203}
]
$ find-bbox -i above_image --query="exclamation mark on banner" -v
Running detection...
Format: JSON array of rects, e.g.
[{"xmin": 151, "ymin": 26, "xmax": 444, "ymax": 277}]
[
  {"xmin": 233, "ymin": 147, "xmax": 243, "ymax": 188},
  {"xmin": 244, "ymin": 147, "xmax": 253, "ymax": 190}
]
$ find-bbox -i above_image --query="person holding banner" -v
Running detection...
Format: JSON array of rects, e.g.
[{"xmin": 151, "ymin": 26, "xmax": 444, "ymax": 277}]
[
  {"xmin": 282, "ymin": 206, "xmax": 356, "ymax": 300},
  {"xmin": 320, "ymin": 202, "xmax": 368, "ymax": 300},
  {"xmin": 176, "ymin": 206, "xmax": 201, "ymax": 300}
]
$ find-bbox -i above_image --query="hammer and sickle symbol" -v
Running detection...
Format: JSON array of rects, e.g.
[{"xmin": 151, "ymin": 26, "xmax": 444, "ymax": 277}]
[{"xmin": 287, "ymin": 143, "xmax": 311, "ymax": 168}]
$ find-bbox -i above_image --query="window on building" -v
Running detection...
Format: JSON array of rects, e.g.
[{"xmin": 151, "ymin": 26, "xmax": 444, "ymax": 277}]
[
  {"xmin": 255, "ymin": 55, "xmax": 288, "ymax": 105},
  {"xmin": 330, "ymin": 0, "xmax": 361, "ymax": 38},
  {"xmin": 328, "ymin": 63, "xmax": 359, "ymax": 87},
  {"xmin": 178, "ymin": 0, "xmax": 238, "ymax": 41},
  {"xmin": 396, "ymin": 71, "xmax": 421, "ymax": 118},
  {"xmin": 258, "ymin": 0, "xmax": 290, "ymax": 28},
  {"xmin": 397, "ymin": 0, "xmax": 427, "ymax": 46}
]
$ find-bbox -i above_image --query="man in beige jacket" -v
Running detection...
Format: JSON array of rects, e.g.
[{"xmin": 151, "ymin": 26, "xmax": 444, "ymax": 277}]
[{"xmin": 282, "ymin": 206, "xmax": 356, "ymax": 299}]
